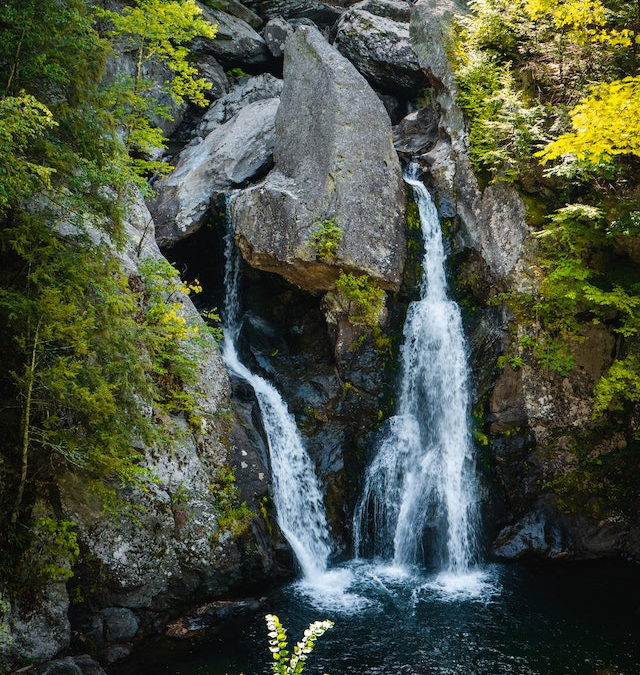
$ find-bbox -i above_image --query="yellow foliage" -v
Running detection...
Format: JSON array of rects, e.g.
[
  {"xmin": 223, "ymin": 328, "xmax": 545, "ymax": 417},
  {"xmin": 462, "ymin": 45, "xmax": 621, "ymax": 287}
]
[
  {"xmin": 525, "ymin": 0, "xmax": 606, "ymax": 37},
  {"xmin": 537, "ymin": 76, "xmax": 640, "ymax": 163}
]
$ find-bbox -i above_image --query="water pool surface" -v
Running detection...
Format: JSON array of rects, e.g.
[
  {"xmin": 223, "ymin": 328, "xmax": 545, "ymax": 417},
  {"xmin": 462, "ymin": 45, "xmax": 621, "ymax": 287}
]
[{"xmin": 117, "ymin": 560, "xmax": 640, "ymax": 675}]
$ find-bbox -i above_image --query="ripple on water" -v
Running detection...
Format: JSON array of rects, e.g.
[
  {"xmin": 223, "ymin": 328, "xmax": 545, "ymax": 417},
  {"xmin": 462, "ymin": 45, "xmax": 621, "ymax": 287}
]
[{"xmin": 413, "ymin": 567, "xmax": 501, "ymax": 604}]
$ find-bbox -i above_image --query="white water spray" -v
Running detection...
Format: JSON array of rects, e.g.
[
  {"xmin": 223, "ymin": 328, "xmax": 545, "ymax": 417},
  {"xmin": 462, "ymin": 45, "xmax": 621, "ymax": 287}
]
[
  {"xmin": 354, "ymin": 166, "xmax": 479, "ymax": 574},
  {"xmin": 221, "ymin": 202, "xmax": 331, "ymax": 579}
]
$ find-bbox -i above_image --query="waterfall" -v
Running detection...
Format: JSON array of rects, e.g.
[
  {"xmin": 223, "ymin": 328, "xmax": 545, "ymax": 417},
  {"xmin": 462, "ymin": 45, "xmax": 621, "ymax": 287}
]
[
  {"xmin": 221, "ymin": 200, "xmax": 332, "ymax": 579},
  {"xmin": 354, "ymin": 166, "xmax": 479, "ymax": 574}
]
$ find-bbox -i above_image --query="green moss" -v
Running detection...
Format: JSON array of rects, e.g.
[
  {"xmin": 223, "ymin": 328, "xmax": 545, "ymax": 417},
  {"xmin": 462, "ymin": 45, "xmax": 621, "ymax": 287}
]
[
  {"xmin": 259, "ymin": 494, "xmax": 273, "ymax": 537},
  {"xmin": 407, "ymin": 201, "xmax": 421, "ymax": 231}
]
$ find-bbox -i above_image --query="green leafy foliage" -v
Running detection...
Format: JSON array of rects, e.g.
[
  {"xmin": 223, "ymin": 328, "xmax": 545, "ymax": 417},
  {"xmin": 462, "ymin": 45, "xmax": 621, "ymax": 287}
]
[
  {"xmin": 18, "ymin": 517, "xmax": 79, "ymax": 585},
  {"xmin": 0, "ymin": 0, "xmax": 230, "ymax": 617},
  {"xmin": 0, "ymin": 216, "xmax": 152, "ymax": 523},
  {"xmin": 0, "ymin": 95, "xmax": 57, "ymax": 215},
  {"xmin": 544, "ymin": 439, "xmax": 640, "ymax": 518},
  {"xmin": 310, "ymin": 218, "xmax": 343, "ymax": 260},
  {"xmin": 459, "ymin": 0, "xmax": 640, "ymax": 434},
  {"xmin": 264, "ymin": 614, "xmax": 333, "ymax": 675},
  {"xmin": 209, "ymin": 466, "xmax": 253, "ymax": 540},
  {"xmin": 0, "ymin": 0, "xmax": 125, "ymax": 224},
  {"xmin": 592, "ymin": 356, "xmax": 640, "ymax": 419},
  {"xmin": 537, "ymin": 77, "xmax": 640, "ymax": 164},
  {"xmin": 139, "ymin": 257, "xmax": 205, "ymax": 414},
  {"xmin": 453, "ymin": 46, "xmax": 546, "ymax": 181},
  {"xmin": 334, "ymin": 271, "xmax": 385, "ymax": 329},
  {"xmin": 94, "ymin": 0, "xmax": 217, "ymax": 178}
]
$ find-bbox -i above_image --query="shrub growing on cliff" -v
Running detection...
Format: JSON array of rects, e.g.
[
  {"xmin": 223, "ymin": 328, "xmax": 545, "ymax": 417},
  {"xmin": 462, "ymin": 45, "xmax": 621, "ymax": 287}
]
[
  {"xmin": 94, "ymin": 0, "xmax": 218, "ymax": 179},
  {"xmin": 310, "ymin": 218, "xmax": 343, "ymax": 260},
  {"xmin": 334, "ymin": 271, "xmax": 385, "ymax": 329}
]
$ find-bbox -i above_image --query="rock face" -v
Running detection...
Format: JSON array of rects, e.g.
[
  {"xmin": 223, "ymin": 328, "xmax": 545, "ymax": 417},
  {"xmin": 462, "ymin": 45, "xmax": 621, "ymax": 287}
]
[
  {"xmin": 150, "ymin": 74, "xmax": 284, "ymax": 245},
  {"xmin": 242, "ymin": 0, "xmax": 346, "ymax": 27},
  {"xmin": 151, "ymin": 97, "xmax": 279, "ymax": 245},
  {"xmin": 193, "ymin": 3, "xmax": 272, "ymax": 70},
  {"xmin": 60, "ymin": 196, "xmax": 276, "ymax": 614},
  {"xmin": 406, "ymin": 0, "xmax": 640, "ymax": 562},
  {"xmin": 332, "ymin": 0, "xmax": 427, "ymax": 96},
  {"xmin": 409, "ymin": 0, "xmax": 529, "ymax": 283},
  {"xmin": 3, "ymin": 193, "xmax": 278, "ymax": 671},
  {"xmin": 231, "ymin": 25, "xmax": 407, "ymax": 294}
]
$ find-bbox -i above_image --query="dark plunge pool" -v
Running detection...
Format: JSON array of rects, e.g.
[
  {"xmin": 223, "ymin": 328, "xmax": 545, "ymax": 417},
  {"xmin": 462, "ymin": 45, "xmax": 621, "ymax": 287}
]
[{"xmin": 115, "ymin": 560, "xmax": 640, "ymax": 675}]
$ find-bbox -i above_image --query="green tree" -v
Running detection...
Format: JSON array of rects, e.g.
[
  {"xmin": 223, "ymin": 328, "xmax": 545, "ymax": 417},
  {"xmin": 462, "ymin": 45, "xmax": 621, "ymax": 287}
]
[
  {"xmin": 0, "ymin": 94, "xmax": 57, "ymax": 215},
  {"xmin": 95, "ymin": 0, "xmax": 217, "ymax": 177},
  {"xmin": 0, "ymin": 0, "xmax": 225, "ymax": 601}
]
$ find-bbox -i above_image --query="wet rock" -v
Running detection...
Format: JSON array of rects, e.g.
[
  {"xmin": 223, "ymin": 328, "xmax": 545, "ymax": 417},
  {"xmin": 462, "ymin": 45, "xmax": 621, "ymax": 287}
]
[
  {"xmin": 30, "ymin": 656, "xmax": 106, "ymax": 675},
  {"xmin": 101, "ymin": 644, "xmax": 132, "ymax": 665},
  {"xmin": 332, "ymin": 0, "xmax": 427, "ymax": 96},
  {"xmin": 487, "ymin": 365, "xmax": 527, "ymax": 434},
  {"xmin": 151, "ymin": 97, "xmax": 279, "ymax": 245},
  {"xmin": 493, "ymin": 506, "xmax": 569, "ymax": 559},
  {"xmin": 99, "ymin": 608, "xmax": 139, "ymax": 642},
  {"xmin": 393, "ymin": 105, "xmax": 439, "ymax": 157},
  {"xmin": 6, "ymin": 582, "xmax": 71, "ymax": 665},
  {"xmin": 38, "ymin": 657, "xmax": 84, "ymax": 675},
  {"xmin": 231, "ymin": 25, "xmax": 406, "ymax": 294},
  {"xmin": 69, "ymin": 656, "xmax": 106, "ymax": 675}
]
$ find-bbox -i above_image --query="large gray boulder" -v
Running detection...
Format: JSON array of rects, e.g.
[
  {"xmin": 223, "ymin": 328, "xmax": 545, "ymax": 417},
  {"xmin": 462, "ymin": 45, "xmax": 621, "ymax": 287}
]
[
  {"xmin": 264, "ymin": 18, "xmax": 294, "ymax": 58},
  {"xmin": 195, "ymin": 73, "xmax": 283, "ymax": 137},
  {"xmin": 213, "ymin": 0, "xmax": 263, "ymax": 28},
  {"xmin": 4, "ymin": 578, "xmax": 71, "ymax": 667},
  {"xmin": 150, "ymin": 96, "xmax": 280, "ymax": 245},
  {"xmin": 333, "ymin": 0, "xmax": 427, "ymax": 95},
  {"xmin": 231, "ymin": 25, "xmax": 407, "ymax": 294},
  {"xmin": 194, "ymin": 4, "xmax": 272, "ymax": 69},
  {"xmin": 242, "ymin": 0, "xmax": 345, "ymax": 27}
]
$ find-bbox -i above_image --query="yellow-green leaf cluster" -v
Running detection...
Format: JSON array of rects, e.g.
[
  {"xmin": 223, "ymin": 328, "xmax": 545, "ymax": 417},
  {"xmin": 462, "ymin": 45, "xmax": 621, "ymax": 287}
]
[
  {"xmin": 537, "ymin": 77, "xmax": 640, "ymax": 164},
  {"xmin": 0, "ymin": 94, "xmax": 57, "ymax": 215},
  {"xmin": 525, "ymin": 0, "xmax": 606, "ymax": 38}
]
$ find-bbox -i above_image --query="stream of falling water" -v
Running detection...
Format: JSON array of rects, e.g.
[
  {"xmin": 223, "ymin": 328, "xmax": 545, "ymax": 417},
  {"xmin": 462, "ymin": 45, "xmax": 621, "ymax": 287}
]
[
  {"xmin": 221, "ymin": 201, "xmax": 331, "ymax": 579},
  {"xmin": 353, "ymin": 165, "xmax": 480, "ymax": 576}
]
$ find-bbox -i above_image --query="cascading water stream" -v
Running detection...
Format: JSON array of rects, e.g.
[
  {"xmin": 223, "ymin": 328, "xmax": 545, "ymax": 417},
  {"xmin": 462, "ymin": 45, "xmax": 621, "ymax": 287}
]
[
  {"xmin": 354, "ymin": 166, "xmax": 479, "ymax": 575},
  {"xmin": 221, "ymin": 200, "xmax": 331, "ymax": 579}
]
